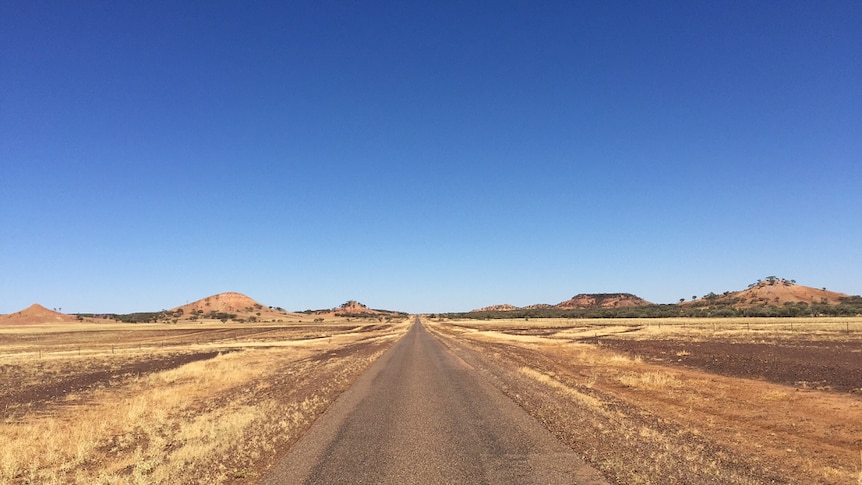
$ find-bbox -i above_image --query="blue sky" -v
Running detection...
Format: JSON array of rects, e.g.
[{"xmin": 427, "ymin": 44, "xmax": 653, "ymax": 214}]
[{"xmin": 2, "ymin": 1, "xmax": 860, "ymax": 313}]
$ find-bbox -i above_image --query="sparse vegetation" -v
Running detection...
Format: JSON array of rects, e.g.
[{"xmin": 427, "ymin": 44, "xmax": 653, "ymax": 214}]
[
  {"xmin": 0, "ymin": 319, "xmax": 410, "ymax": 483},
  {"xmin": 426, "ymin": 316, "xmax": 862, "ymax": 484}
]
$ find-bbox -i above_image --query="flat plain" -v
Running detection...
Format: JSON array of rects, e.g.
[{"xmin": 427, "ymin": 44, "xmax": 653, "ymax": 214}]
[
  {"xmin": 0, "ymin": 317, "xmax": 410, "ymax": 484},
  {"xmin": 2, "ymin": 316, "xmax": 861, "ymax": 484},
  {"xmin": 425, "ymin": 316, "xmax": 862, "ymax": 484}
]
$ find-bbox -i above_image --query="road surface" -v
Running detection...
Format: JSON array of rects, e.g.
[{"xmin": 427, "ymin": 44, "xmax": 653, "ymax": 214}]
[{"xmin": 261, "ymin": 318, "xmax": 607, "ymax": 484}]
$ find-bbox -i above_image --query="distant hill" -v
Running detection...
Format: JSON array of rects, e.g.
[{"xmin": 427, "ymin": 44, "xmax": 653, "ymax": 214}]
[
  {"xmin": 72, "ymin": 292, "xmax": 296, "ymax": 324},
  {"xmin": 304, "ymin": 300, "xmax": 407, "ymax": 318},
  {"xmin": 471, "ymin": 293, "xmax": 651, "ymax": 313},
  {"xmin": 168, "ymin": 292, "xmax": 295, "ymax": 322},
  {"xmin": 523, "ymin": 303, "xmax": 554, "ymax": 310},
  {"xmin": 336, "ymin": 300, "xmax": 382, "ymax": 316},
  {"xmin": 687, "ymin": 277, "xmax": 849, "ymax": 309},
  {"xmin": 444, "ymin": 277, "xmax": 860, "ymax": 319},
  {"xmin": 172, "ymin": 291, "xmax": 265, "ymax": 315},
  {"xmin": 472, "ymin": 304, "xmax": 520, "ymax": 312},
  {"xmin": 555, "ymin": 293, "xmax": 652, "ymax": 309},
  {"xmin": 0, "ymin": 304, "xmax": 78, "ymax": 325}
]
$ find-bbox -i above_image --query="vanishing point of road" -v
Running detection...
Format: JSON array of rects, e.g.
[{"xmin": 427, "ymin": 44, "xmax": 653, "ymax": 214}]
[{"xmin": 262, "ymin": 318, "xmax": 608, "ymax": 484}]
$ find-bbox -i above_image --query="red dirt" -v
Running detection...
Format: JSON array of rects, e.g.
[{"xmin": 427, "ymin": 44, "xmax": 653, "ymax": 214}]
[
  {"xmin": 601, "ymin": 339, "xmax": 862, "ymax": 394},
  {"xmin": 0, "ymin": 351, "xmax": 227, "ymax": 418}
]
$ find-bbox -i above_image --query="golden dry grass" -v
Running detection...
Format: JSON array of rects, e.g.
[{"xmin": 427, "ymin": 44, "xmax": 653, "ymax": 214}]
[
  {"xmin": 427, "ymin": 316, "xmax": 862, "ymax": 484},
  {"xmin": 0, "ymin": 319, "xmax": 410, "ymax": 484},
  {"xmin": 438, "ymin": 316, "xmax": 862, "ymax": 343},
  {"xmin": 517, "ymin": 366, "xmax": 603, "ymax": 408}
]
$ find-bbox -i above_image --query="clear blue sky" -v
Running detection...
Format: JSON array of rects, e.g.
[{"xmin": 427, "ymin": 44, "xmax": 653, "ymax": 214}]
[{"xmin": 2, "ymin": 1, "xmax": 860, "ymax": 314}]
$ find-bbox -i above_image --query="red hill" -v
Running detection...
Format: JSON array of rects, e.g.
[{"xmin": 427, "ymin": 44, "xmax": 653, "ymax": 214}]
[
  {"xmin": 688, "ymin": 277, "xmax": 849, "ymax": 308},
  {"xmin": 0, "ymin": 304, "xmax": 78, "ymax": 325},
  {"xmin": 172, "ymin": 292, "xmax": 264, "ymax": 315},
  {"xmin": 169, "ymin": 292, "xmax": 298, "ymax": 322}
]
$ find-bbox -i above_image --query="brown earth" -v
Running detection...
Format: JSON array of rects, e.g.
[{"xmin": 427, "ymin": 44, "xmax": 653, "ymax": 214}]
[{"xmin": 600, "ymin": 338, "xmax": 862, "ymax": 394}]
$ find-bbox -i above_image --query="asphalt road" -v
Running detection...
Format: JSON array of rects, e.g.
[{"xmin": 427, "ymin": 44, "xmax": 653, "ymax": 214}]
[{"xmin": 261, "ymin": 318, "xmax": 608, "ymax": 484}]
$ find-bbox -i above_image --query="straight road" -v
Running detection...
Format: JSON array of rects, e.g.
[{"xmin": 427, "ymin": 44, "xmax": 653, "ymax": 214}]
[{"xmin": 261, "ymin": 318, "xmax": 607, "ymax": 484}]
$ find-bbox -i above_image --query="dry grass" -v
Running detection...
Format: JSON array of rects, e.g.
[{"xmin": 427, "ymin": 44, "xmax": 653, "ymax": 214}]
[
  {"xmin": 427, "ymin": 317, "xmax": 862, "ymax": 484},
  {"xmin": 517, "ymin": 367, "xmax": 603, "ymax": 408},
  {"xmin": 0, "ymin": 319, "xmax": 410, "ymax": 484},
  {"xmin": 440, "ymin": 316, "xmax": 862, "ymax": 343},
  {"xmin": 616, "ymin": 370, "xmax": 684, "ymax": 390}
]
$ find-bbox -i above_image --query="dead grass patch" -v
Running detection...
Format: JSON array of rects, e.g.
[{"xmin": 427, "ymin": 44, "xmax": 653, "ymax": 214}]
[
  {"xmin": 518, "ymin": 366, "xmax": 603, "ymax": 408},
  {"xmin": 617, "ymin": 371, "xmax": 684, "ymax": 390},
  {"xmin": 427, "ymin": 317, "xmax": 862, "ymax": 484},
  {"xmin": 0, "ymin": 319, "xmax": 410, "ymax": 484}
]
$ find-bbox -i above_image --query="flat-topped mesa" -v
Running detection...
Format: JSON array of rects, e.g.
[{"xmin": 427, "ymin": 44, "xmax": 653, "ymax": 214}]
[
  {"xmin": 555, "ymin": 293, "xmax": 652, "ymax": 310},
  {"xmin": 469, "ymin": 294, "xmax": 651, "ymax": 313}
]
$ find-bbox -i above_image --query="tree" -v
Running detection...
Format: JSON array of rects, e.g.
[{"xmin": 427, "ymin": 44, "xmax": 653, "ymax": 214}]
[{"xmin": 679, "ymin": 298, "xmax": 685, "ymax": 303}]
